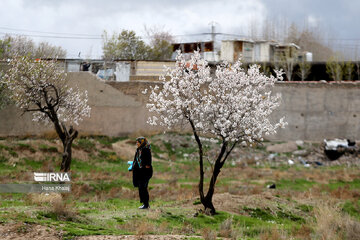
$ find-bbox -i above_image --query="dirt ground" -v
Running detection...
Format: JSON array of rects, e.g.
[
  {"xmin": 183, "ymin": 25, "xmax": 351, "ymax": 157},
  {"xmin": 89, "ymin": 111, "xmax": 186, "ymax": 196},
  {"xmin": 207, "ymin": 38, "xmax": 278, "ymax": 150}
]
[{"xmin": 0, "ymin": 222, "xmax": 62, "ymax": 240}]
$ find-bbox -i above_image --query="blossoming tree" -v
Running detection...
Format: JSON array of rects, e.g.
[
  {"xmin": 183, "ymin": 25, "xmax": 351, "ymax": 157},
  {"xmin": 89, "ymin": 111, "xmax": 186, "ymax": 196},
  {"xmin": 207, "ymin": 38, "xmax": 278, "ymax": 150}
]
[
  {"xmin": 1, "ymin": 56, "xmax": 90, "ymax": 172},
  {"xmin": 147, "ymin": 51, "xmax": 286, "ymax": 215}
]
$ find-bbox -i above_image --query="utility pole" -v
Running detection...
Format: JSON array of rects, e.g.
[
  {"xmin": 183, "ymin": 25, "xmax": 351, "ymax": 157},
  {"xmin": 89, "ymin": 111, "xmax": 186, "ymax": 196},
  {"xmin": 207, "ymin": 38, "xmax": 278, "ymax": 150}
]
[{"xmin": 209, "ymin": 21, "xmax": 218, "ymax": 61}]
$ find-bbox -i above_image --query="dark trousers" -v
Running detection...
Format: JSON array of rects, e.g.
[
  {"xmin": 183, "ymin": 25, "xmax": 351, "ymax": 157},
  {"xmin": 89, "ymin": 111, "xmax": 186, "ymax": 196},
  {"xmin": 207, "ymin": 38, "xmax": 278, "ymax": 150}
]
[{"xmin": 137, "ymin": 178, "xmax": 150, "ymax": 206}]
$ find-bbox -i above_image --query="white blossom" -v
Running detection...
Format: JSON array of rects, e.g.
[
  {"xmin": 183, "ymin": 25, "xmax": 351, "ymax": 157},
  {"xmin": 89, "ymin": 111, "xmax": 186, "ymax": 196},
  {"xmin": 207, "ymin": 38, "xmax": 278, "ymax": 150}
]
[
  {"xmin": 1, "ymin": 56, "xmax": 91, "ymax": 125},
  {"xmin": 146, "ymin": 51, "xmax": 287, "ymax": 142}
]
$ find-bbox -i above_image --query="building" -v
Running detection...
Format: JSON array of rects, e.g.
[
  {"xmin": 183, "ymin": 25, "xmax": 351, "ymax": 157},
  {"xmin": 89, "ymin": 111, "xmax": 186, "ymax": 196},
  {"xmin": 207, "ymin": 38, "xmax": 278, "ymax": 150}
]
[
  {"xmin": 273, "ymin": 43, "xmax": 301, "ymax": 62},
  {"xmin": 253, "ymin": 40, "xmax": 278, "ymax": 62},
  {"xmin": 220, "ymin": 39, "xmax": 255, "ymax": 62},
  {"xmin": 171, "ymin": 41, "xmax": 219, "ymax": 62}
]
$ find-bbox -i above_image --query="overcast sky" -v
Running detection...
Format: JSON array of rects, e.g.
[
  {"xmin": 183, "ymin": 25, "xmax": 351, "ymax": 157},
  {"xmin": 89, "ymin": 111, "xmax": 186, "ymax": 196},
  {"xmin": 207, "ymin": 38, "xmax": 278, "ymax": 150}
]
[{"xmin": 0, "ymin": 0, "xmax": 359, "ymax": 59}]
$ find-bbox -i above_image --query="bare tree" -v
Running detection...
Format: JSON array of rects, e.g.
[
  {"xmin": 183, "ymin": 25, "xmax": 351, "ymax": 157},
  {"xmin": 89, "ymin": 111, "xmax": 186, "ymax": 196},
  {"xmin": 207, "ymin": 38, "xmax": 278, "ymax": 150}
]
[
  {"xmin": 326, "ymin": 55, "xmax": 345, "ymax": 81},
  {"xmin": 277, "ymin": 47, "xmax": 298, "ymax": 81},
  {"xmin": 0, "ymin": 35, "xmax": 66, "ymax": 59},
  {"xmin": 34, "ymin": 42, "xmax": 67, "ymax": 59},
  {"xmin": 297, "ymin": 60, "xmax": 311, "ymax": 81},
  {"xmin": 1, "ymin": 56, "xmax": 90, "ymax": 172},
  {"xmin": 343, "ymin": 61, "xmax": 354, "ymax": 81}
]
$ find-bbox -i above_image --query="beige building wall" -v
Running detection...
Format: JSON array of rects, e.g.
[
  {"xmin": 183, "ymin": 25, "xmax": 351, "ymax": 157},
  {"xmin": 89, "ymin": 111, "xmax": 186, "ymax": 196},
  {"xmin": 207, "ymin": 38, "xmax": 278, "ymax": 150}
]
[
  {"xmin": 220, "ymin": 41, "xmax": 235, "ymax": 62},
  {"xmin": 134, "ymin": 61, "xmax": 176, "ymax": 76}
]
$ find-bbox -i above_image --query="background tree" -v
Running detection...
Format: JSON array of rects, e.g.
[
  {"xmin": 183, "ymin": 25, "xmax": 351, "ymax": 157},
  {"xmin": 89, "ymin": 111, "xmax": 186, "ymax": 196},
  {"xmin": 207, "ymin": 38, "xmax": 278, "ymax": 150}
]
[
  {"xmin": 147, "ymin": 51, "xmax": 286, "ymax": 215},
  {"xmin": 0, "ymin": 39, "xmax": 11, "ymax": 108},
  {"xmin": 277, "ymin": 48, "xmax": 297, "ymax": 81},
  {"xmin": 102, "ymin": 30, "xmax": 151, "ymax": 60},
  {"xmin": 34, "ymin": 41, "xmax": 67, "ymax": 59},
  {"xmin": 0, "ymin": 81, "xmax": 10, "ymax": 109},
  {"xmin": 343, "ymin": 61, "xmax": 354, "ymax": 81},
  {"xmin": 1, "ymin": 56, "xmax": 90, "ymax": 172},
  {"xmin": 326, "ymin": 55, "xmax": 344, "ymax": 81},
  {"xmin": 0, "ymin": 35, "xmax": 66, "ymax": 59},
  {"xmin": 297, "ymin": 59, "xmax": 311, "ymax": 81},
  {"xmin": 145, "ymin": 25, "xmax": 174, "ymax": 60}
]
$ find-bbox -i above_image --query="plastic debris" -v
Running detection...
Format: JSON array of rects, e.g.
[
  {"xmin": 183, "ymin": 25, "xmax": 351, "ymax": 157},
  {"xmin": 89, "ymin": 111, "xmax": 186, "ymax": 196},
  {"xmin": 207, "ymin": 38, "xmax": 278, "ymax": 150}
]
[
  {"xmin": 127, "ymin": 161, "xmax": 133, "ymax": 171},
  {"xmin": 324, "ymin": 139, "xmax": 357, "ymax": 160}
]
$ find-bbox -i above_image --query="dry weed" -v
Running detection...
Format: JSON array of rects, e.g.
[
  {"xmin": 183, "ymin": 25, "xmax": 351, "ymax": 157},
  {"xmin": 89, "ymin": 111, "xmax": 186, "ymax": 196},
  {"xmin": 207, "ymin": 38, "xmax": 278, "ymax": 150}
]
[
  {"xmin": 218, "ymin": 217, "xmax": 240, "ymax": 239},
  {"xmin": 292, "ymin": 224, "xmax": 312, "ymax": 240},
  {"xmin": 50, "ymin": 195, "xmax": 78, "ymax": 221},
  {"xmin": 135, "ymin": 220, "xmax": 155, "ymax": 236},
  {"xmin": 201, "ymin": 227, "xmax": 217, "ymax": 240},
  {"xmin": 313, "ymin": 202, "xmax": 360, "ymax": 240},
  {"xmin": 259, "ymin": 226, "xmax": 287, "ymax": 240},
  {"xmin": 27, "ymin": 192, "xmax": 62, "ymax": 206}
]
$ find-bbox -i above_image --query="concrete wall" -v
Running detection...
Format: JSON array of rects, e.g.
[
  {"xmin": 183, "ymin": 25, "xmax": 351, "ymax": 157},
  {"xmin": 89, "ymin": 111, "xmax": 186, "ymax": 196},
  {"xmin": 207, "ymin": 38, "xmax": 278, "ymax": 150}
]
[
  {"xmin": 271, "ymin": 82, "xmax": 360, "ymax": 141},
  {"xmin": 1, "ymin": 72, "xmax": 359, "ymax": 140},
  {"xmin": 0, "ymin": 72, "xmax": 161, "ymax": 137}
]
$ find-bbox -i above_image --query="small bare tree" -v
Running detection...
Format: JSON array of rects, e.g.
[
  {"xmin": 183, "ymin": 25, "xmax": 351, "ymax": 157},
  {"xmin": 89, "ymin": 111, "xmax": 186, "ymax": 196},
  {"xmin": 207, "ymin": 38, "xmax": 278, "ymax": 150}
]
[
  {"xmin": 343, "ymin": 61, "xmax": 354, "ymax": 81},
  {"xmin": 326, "ymin": 55, "xmax": 344, "ymax": 81},
  {"xmin": 1, "ymin": 56, "xmax": 90, "ymax": 172},
  {"xmin": 0, "ymin": 34, "xmax": 66, "ymax": 59},
  {"xmin": 297, "ymin": 60, "xmax": 311, "ymax": 81},
  {"xmin": 277, "ymin": 48, "xmax": 297, "ymax": 81},
  {"xmin": 147, "ymin": 51, "xmax": 286, "ymax": 215}
]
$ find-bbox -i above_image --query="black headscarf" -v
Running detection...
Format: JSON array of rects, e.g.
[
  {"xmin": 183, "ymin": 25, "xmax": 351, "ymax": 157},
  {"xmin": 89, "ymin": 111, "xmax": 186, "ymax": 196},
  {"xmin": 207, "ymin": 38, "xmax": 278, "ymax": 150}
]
[{"xmin": 134, "ymin": 137, "xmax": 151, "ymax": 168}]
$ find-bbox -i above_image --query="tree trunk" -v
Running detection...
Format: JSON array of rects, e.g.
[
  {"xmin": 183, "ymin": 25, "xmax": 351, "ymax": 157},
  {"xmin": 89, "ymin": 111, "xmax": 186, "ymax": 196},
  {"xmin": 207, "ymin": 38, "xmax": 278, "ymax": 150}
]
[
  {"xmin": 201, "ymin": 143, "xmax": 227, "ymax": 215},
  {"xmin": 59, "ymin": 125, "xmax": 78, "ymax": 172},
  {"xmin": 51, "ymin": 118, "xmax": 78, "ymax": 172},
  {"xmin": 60, "ymin": 137, "xmax": 73, "ymax": 172}
]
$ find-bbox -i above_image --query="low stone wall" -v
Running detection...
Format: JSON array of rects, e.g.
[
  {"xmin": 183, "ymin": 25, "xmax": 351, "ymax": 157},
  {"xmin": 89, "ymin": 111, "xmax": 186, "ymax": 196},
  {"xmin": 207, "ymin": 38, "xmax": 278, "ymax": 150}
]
[{"xmin": 0, "ymin": 72, "xmax": 359, "ymax": 141}]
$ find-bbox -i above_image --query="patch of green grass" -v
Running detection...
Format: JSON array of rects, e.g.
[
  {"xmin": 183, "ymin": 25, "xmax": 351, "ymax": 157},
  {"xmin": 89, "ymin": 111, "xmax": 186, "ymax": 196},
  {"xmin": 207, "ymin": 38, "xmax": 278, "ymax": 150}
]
[
  {"xmin": 94, "ymin": 136, "xmax": 127, "ymax": 147},
  {"xmin": 342, "ymin": 200, "xmax": 360, "ymax": 220},
  {"xmin": 8, "ymin": 150, "xmax": 18, "ymax": 157},
  {"xmin": 276, "ymin": 210, "xmax": 305, "ymax": 223},
  {"xmin": 163, "ymin": 141, "xmax": 176, "ymax": 156},
  {"xmin": 89, "ymin": 179, "xmax": 133, "ymax": 191},
  {"xmin": 17, "ymin": 143, "xmax": 36, "ymax": 153},
  {"xmin": 243, "ymin": 207, "xmax": 275, "ymax": 221},
  {"xmin": 296, "ymin": 204, "xmax": 313, "ymax": 213},
  {"xmin": 153, "ymin": 161, "xmax": 172, "ymax": 172},
  {"xmin": 150, "ymin": 143, "xmax": 164, "ymax": 154},
  {"xmin": 0, "ymin": 144, "xmax": 18, "ymax": 157},
  {"xmin": 0, "ymin": 144, "xmax": 11, "ymax": 151},
  {"xmin": 271, "ymin": 179, "xmax": 316, "ymax": 191},
  {"xmin": 270, "ymin": 164, "xmax": 291, "ymax": 171},
  {"xmin": 74, "ymin": 138, "xmax": 95, "ymax": 152},
  {"xmin": 21, "ymin": 158, "xmax": 43, "ymax": 169},
  {"xmin": 98, "ymin": 150, "xmax": 122, "ymax": 163},
  {"xmin": 61, "ymin": 221, "xmax": 130, "ymax": 238},
  {"xmin": 0, "ymin": 155, "xmax": 7, "ymax": 163},
  {"xmin": 71, "ymin": 159, "xmax": 96, "ymax": 172},
  {"xmin": 0, "ymin": 199, "xmax": 27, "ymax": 207},
  {"xmin": 243, "ymin": 207, "xmax": 305, "ymax": 224},
  {"xmin": 39, "ymin": 144, "xmax": 58, "ymax": 153},
  {"xmin": 325, "ymin": 179, "xmax": 360, "ymax": 190}
]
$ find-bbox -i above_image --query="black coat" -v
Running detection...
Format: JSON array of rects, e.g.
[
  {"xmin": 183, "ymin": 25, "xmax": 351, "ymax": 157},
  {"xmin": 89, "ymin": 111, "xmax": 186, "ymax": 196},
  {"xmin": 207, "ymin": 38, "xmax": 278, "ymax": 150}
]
[{"xmin": 132, "ymin": 147, "xmax": 153, "ymax": 187}]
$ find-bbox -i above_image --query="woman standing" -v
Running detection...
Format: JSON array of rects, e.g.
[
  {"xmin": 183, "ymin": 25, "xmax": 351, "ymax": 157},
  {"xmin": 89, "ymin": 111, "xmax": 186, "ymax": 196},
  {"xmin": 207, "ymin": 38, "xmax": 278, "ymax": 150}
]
[{"xmin": 132, "ymin": 137, "xmax": 153, "ymax": 209}]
